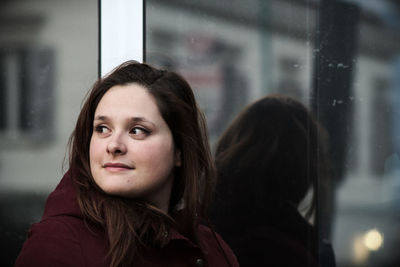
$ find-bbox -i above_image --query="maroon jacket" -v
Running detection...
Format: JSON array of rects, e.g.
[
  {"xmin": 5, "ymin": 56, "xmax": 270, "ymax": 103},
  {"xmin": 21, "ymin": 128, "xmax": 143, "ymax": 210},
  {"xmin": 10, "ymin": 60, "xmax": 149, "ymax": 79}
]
[{"xmin": 15, "ymin": 172, "xmax": 238, "ymax": 267}]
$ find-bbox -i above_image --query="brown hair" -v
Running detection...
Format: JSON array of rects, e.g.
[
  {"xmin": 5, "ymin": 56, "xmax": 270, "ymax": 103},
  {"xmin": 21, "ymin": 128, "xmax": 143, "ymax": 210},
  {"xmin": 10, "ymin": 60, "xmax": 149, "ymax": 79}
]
[
  {"xmin": 214, "ymin": 94, "xmax": 329, "ymax": 228},
  {"xmin": 68, "ymin": 61, "xmax": 215, "ymax": 267}
]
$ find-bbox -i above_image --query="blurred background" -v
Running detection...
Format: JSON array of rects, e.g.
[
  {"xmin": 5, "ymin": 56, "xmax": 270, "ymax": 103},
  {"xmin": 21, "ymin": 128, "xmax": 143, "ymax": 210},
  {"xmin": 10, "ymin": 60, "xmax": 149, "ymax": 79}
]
[{"xmin": 1, "ymin": 0, "xmax": 400, "ymax": 266}]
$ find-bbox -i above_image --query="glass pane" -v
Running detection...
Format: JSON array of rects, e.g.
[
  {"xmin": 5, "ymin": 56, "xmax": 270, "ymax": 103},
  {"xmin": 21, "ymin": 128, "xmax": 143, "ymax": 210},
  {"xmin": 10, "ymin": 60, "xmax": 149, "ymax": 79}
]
[
  {"xmin": 146, "ymin": 0, "xmax": 400, "ymax": 266},
  {"xmin": 0, "ymin": 0, "xmax": 97, "ymax": 265},
  {"xmin": 328, "ymin": 1, "xmax": 400, "ymax": 266}
]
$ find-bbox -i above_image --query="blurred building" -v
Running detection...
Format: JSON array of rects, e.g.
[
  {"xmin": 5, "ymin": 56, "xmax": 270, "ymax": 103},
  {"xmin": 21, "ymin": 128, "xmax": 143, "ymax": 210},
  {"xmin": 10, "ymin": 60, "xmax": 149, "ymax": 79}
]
[{"xmin": 0, "ymin": 0, "xmax": 97, "ymax": 265}]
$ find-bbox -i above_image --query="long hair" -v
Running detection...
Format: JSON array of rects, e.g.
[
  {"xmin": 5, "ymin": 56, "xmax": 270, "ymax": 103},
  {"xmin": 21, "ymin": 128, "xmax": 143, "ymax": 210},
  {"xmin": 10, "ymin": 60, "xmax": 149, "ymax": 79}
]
[
  {"xmin": 214, "ymin": 95, "xmax": 329, "ymax": 230},
  {"xmin": 68, "ymin": 61, "xmax": 215, "ymax": 267}
]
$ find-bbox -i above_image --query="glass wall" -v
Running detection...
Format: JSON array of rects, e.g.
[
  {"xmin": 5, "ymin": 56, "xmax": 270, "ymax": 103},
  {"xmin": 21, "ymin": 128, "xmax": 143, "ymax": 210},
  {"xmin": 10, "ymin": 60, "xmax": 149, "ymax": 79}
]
[
  {"xmin": 0, "ymin": 0, "xmax": 97, "ymax": 265},
  {"xmin": 2, "ymin": 0, "xmax": 400, "ymax": 266},
  {"xmin": 146, "ymin": 0, "xmax": 400, "ymax": 266}
]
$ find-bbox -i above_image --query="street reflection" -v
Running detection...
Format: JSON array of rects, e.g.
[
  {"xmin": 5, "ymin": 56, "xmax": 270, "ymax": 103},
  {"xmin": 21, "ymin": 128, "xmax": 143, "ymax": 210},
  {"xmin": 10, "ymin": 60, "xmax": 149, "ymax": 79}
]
[{"xmin": 146, "ymin": 0, "xmax": 400, "ymax": 266}]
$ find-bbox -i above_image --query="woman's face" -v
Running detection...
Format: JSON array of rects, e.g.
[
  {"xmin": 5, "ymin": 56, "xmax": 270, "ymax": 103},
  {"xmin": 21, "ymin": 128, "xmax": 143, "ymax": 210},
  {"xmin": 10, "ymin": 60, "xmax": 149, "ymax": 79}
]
[{"xmin": 89, "ymin": 83, "xmax": 179, "ymax": 212}]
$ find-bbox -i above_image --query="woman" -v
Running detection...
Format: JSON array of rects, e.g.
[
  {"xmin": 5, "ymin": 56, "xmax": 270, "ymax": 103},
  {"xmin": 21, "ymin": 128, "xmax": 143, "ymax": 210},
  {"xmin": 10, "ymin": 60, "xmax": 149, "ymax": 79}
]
[
  {"xmin": 16, "ymin": 61, "xmax": 238, "ymax": 267},
  {"xmin": 212, "ymin": 95, "xmax": 335, "ymax": 266}
]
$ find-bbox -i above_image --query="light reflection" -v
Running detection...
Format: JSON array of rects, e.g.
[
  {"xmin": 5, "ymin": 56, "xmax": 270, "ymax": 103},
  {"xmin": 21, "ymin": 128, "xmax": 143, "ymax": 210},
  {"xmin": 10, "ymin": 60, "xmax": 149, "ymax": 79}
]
[
  {"xmin": 352, "ymin": 229, "xmax": 384, "ymax": 265},
  {"xmin": 364, "ymin": 229, "xmax": 384, "ymax": 251},
  {"xmin": 352, "ymin": 234, "xmax": 370, "ymax": 265}
]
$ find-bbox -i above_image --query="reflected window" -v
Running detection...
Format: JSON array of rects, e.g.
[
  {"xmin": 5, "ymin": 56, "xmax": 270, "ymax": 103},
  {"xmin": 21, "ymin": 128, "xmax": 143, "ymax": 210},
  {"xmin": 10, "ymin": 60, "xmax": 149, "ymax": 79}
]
[{"xmin": 0, "ymin": 47, "xmax": 54, "ymax": 144}]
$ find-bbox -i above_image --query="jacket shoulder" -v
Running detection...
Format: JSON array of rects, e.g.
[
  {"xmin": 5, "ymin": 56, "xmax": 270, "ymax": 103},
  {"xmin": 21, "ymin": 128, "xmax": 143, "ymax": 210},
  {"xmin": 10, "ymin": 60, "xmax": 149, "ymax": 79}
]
[
  {"xmin": 15, "ymin": 217, "xmax": 85, "ymax": 267},
  {"xmin": 198, "ymin": 225, "xmax": 239, "ymax": 267}
]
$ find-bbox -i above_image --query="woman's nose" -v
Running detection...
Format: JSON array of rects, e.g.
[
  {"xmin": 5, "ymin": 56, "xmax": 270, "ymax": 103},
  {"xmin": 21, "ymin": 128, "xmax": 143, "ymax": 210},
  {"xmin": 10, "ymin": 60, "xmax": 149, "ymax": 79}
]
[{"xmin": 107, "ymin": 133, "xmax": 127, "ymax": 155}]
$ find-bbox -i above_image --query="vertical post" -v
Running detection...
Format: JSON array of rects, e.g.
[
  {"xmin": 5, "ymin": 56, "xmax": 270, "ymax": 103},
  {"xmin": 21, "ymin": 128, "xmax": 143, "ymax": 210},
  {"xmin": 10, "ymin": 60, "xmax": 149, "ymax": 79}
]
[
  {"xmin": 259, "ymin": 1, "xmax": 272, "ymax": 95},
  {"xmin": 99, "ymin": 0, "xmax": 144, "ymax": 77}
]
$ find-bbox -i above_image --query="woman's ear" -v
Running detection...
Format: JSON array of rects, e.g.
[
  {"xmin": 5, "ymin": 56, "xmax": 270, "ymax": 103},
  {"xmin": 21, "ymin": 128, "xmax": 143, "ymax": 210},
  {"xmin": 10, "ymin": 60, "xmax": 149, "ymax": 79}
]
[{"xmin": 175, "ymin": 150, "xmax": 182, "ymax": 167}]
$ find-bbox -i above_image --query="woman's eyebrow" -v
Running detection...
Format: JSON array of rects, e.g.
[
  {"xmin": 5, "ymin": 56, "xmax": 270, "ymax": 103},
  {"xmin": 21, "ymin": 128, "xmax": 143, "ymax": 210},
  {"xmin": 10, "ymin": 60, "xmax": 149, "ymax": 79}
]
[
  {"xmin": 93, "ymin": 115, "xmax": 108, "ymax": 121},
  {"xmin": 130, "ymin": 117, "xmax": 156, "ymax": 127},
  {"xmin": 130, "ymin": 117, "xmax": 147, "ymax": 123},
  {"xmin": 93, "ymin": 115, "xmax": 156, "ymax": 127}
]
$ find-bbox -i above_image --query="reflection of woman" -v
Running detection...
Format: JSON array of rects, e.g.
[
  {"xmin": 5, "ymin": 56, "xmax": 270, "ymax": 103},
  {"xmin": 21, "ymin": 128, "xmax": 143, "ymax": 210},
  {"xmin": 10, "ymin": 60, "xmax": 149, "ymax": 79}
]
[
  {"xmin": 16, "ymin": 61, "xmax": 238, "ymax": 267},
  {"xmin": 212, "ymin": 95, "xmax": 335, "ymax": 266}
]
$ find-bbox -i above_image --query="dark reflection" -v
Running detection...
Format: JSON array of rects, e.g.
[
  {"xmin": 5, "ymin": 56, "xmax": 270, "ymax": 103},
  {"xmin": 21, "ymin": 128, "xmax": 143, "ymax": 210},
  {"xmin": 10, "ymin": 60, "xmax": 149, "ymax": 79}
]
[
  {"xmin": 312, "ymin": 1, "xmax": 360, "ymax": 243},
  {"xmin": 212, "ymin": 95, "xmax": 335, "ymax": 267}
]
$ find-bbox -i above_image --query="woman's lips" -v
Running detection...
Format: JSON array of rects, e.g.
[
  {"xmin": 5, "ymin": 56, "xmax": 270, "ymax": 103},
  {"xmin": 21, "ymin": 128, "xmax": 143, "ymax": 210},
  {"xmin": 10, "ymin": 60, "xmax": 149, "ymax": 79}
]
[{"xmin": 103, "ymin": 163, "xmax": 134, "ymax": 172}]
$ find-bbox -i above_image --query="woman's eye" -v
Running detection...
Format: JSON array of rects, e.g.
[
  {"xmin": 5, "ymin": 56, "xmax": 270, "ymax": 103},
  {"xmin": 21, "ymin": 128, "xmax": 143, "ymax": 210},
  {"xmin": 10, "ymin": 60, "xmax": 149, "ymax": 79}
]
[
  {"xmin": 130, "ymin": 127, "xmax": 150, "ymax": 138},
  {"xmin": 94, "ymin": 125, "xmax": 110, "ymax": 135}
]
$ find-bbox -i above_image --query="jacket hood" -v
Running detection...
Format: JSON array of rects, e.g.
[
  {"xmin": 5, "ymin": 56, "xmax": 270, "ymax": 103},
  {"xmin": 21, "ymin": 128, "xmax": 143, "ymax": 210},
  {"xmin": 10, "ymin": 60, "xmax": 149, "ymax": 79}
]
[{"xmin": 42, "ymin": 170, "xmax": 82, "ymax": 220}]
